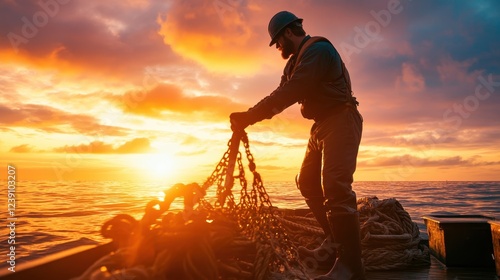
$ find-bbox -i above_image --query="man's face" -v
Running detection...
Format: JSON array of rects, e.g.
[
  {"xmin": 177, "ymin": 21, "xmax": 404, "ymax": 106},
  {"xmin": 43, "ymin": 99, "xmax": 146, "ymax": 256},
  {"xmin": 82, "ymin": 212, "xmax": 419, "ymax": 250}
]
[{"xmin": 276, "ymin": 32, "xmax": 294, "ymax": 60}]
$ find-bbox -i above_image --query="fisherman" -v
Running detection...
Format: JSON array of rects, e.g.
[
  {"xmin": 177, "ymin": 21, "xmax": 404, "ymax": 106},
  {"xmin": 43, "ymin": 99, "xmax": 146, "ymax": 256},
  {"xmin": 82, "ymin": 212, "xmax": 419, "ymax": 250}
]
[{"xmin": 229, "ymin": 11, "xmax": 365, "ymax": 280}]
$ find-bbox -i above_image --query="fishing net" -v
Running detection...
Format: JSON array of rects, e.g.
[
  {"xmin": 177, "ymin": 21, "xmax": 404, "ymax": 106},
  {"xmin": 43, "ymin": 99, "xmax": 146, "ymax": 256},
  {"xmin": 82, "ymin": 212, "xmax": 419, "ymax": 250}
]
[
  {"xmin": 74, "ymin": 131, "xmax": 309, "ymax": 280},
  {"xmin": 74, "ymin": 131, "xmax": 430, "ymax": 280}
]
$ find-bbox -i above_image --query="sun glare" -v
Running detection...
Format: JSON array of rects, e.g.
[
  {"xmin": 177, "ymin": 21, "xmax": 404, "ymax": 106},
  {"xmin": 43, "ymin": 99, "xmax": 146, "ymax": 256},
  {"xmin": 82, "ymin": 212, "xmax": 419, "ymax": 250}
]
[{"xmin": 131, "ymin": 153, "xmax": 177, "ymax": 181}]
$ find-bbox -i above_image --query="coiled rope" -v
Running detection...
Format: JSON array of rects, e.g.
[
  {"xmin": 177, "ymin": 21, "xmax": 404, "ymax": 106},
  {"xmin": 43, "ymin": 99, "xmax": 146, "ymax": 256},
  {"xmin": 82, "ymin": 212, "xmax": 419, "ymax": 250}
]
[
  {"xmin": 277, "ymin": 196, "xmax": 430, "ymax": 271},
  {"xmin": 358, "ymin": 197, "xmax": 430, "ymax": 270}
]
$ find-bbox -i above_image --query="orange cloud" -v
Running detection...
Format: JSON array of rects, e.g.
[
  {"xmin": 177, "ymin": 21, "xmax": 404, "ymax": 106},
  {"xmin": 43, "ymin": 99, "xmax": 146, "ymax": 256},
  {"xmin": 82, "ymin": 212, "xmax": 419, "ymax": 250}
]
[
  {"xmin": 157, "ymin": 1, "xmax": 266, "ymax": 75},
  {"xmin": 0, "ymin": 104, "xmax": 127, "ymax": 136},
  {"xmin": 396, "ymin": 62, "xmax": 426, "ymax": 92},
  {"xmin": 9, "ymin": 144, "xmax": 36, "ymax": 153},
  {"xmin": 52, "ymin": 138, "xmax": 153, "ymax": 154},
  {"xmin": 115, "ymin": 83, "xmax": 246, "ymax": 120},
  {"xmin": 116, "ymin": 138, "xmax": 152, "ymax": 153}
]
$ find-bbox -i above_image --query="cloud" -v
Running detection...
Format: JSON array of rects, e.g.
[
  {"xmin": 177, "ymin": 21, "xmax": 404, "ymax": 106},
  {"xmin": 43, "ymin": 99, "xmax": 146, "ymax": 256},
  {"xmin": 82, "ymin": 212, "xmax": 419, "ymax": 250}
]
[
  {"xmin": 436, "ymin": 56, "xmax": 479, "ymax": 84},
  {"xmin": 115, "ymin": 138, "xmax": 152, "ymax": 153},
  {"xmin": 180, "ymin": 135, "xmax": 202, "ymax": 145},
  {"xmin": 157, "ymin": 0, "xmax": 264, "ymax": 75},
  {"xmin": 9, "ymin": 144, "xmax": 36, "ymax": 153},
  {"xmin": 155, "ymin": 0, "xmax": 396, "ymax": 75},
  {"xmin": 395, "ymin": 62, "xmax": 425, "ymax": 92},
  {"xmin": 0, "ymin": 103, "xmax": 127, "ymax": 136},
  {"xmin": 113, "ymin": 83, "xmax": 247, "ymax": 120},
  {"xmin": 391, "ymin": 127, "xmax": 500, "ymax": 149},
  {"xmin": 53, "ymin": 137, "xmax": 153, "ymax": 154},
  {"xmin": 359, "ymin": 154, "xmax": 500, "ymax": 168},
  {"xmin": 0, "ymin": 0, "xmax": 175, "ymax": 81}
]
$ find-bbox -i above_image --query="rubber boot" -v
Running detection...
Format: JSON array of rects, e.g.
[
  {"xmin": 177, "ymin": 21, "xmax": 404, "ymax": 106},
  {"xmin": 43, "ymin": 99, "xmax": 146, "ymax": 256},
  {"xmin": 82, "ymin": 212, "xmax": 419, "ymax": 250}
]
[
  {"xmin": 298, "ymin": 199, "xmax": 336, "ymax": 270},
  {"xmin": 314, "ymin": 211, "xmax": 365, "ymax": 280}
]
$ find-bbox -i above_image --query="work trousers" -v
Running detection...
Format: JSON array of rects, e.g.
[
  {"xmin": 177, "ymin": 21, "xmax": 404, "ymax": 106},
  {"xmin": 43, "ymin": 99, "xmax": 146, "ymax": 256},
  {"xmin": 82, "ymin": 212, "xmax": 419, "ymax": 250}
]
[{"xmin": 297, "ymin": 104, "xmax": 363, "ymax": 212}]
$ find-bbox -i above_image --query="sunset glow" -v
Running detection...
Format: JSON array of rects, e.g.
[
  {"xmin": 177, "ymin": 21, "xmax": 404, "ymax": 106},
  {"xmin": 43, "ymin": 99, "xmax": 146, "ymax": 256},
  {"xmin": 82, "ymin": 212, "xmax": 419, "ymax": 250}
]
[
  {"xmin": 1, "ymin": 1, "xmax": 499, "ymax": 183},
  {"xmin": 131, "ymin": 153, "xmax": 177, "ymax": 181}
]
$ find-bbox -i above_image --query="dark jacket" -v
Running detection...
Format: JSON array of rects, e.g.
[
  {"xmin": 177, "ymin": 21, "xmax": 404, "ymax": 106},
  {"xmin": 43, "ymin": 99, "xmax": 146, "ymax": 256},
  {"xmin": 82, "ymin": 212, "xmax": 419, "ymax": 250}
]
[{"xmin": 247, "ymin": 35, "xmax": 356, "ymax": 123}]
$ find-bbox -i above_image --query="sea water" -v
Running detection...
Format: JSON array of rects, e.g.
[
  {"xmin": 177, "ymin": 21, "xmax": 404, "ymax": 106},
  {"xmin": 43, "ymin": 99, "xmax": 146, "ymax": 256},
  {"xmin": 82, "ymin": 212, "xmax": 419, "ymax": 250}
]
[{"xmin": 0, "ymin": 180, "xmax": 498, "ymax": 267}]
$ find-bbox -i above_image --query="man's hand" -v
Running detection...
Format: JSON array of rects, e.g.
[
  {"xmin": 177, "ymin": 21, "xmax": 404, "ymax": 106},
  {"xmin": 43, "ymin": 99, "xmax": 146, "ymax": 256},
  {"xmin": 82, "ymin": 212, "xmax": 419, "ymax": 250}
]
[{"xmin": 230, "ymin": 112, "xmax": 250, "ymax": 132}]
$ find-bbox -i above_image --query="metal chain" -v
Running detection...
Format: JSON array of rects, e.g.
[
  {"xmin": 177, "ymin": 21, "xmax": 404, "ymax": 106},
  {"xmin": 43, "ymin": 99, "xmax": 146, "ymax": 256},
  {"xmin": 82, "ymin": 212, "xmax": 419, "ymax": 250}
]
[
  {"xmin": 202, "ymin": 137, "xmax": 235, "ymax": 210},
  {"xmin": 202, "ymin": 138, "xmax": 230, "ymax": 191},
  {"xmin": 241, "ymin": 134, "xmax": 308, "ymax": 278},
  {"xmin": 199, "ymin": 132, "xmax": 308, "ymax": 279}
]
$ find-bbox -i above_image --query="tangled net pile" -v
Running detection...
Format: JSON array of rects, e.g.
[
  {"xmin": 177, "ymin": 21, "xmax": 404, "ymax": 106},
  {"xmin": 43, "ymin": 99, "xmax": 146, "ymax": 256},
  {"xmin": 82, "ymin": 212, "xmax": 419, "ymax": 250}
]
[{"xmin": 74, "ymin": 132, "xmax": 429, "ymax": 280}]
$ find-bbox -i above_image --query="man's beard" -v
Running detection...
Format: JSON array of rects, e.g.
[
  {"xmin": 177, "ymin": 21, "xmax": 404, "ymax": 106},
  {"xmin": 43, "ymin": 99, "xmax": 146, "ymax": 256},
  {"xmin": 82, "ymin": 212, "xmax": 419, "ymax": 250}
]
[{"xmin": 281, "ymin": 36, "xmax": 294, "ymax": 59}]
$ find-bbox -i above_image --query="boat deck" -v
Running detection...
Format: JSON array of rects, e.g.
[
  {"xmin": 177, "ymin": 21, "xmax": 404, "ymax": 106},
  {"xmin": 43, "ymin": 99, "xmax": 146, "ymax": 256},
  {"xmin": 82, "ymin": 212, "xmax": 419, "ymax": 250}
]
[
  {"xmin": 0, "ymin": 244, "xmax": 498, "ymax": 280},
  {"xmin": 308, "ymin": 255, "xmax": 498, "ymax": 280}
]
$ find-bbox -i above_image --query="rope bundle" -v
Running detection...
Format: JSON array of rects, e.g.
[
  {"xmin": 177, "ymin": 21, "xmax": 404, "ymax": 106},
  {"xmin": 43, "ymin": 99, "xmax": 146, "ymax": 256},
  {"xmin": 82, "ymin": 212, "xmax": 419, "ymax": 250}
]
[
  {"xmin": 358, "ymin": 197, "xmax": 430, "ymax": 270},
  {"xmin": 277, "ymin": 197, "xmax": 430, "ymax": 271}
]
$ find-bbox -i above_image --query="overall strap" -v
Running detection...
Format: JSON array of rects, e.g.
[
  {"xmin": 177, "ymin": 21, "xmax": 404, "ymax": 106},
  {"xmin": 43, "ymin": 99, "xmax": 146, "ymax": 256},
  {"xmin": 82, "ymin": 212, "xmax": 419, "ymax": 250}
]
[
  {"xmin": 290, "ymin": 36, "xmax": 330, "ymax": 75},
  {"xmin": 291, "ymin": 36, "xmax": 357, "ymax": 106},
  {"xmin": 340, "ymin": 58, "xmax": 357, "ymax": 105}
]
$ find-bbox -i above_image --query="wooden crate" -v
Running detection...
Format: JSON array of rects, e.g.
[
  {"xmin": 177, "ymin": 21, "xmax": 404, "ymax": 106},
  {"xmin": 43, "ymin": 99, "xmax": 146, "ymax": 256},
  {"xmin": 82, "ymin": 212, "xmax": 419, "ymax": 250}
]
[{"xmin": 423, "ymin": 215, "xmax": 495, "ymax": 268}]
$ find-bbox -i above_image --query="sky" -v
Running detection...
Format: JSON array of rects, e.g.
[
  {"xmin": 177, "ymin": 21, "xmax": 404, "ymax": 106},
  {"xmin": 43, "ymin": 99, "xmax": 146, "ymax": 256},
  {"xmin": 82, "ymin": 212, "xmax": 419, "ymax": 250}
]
[{"xmin": 1, "ymin": 0, "xmax": 499, "ymax": 183}]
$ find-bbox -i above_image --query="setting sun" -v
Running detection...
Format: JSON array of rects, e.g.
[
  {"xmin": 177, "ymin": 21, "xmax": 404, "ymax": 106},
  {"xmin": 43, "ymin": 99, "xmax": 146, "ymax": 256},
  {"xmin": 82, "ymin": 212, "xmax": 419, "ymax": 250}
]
[{"xmin": 130, "ymin": 153, "xmax": 177, "ymax": 181}]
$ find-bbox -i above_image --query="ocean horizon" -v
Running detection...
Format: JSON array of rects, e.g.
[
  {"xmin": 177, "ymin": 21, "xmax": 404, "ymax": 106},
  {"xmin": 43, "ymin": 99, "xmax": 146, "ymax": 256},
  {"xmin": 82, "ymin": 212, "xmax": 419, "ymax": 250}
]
[{"xmin": 1, "ymin": 180, "xmax": 499, "ymax": 269}]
